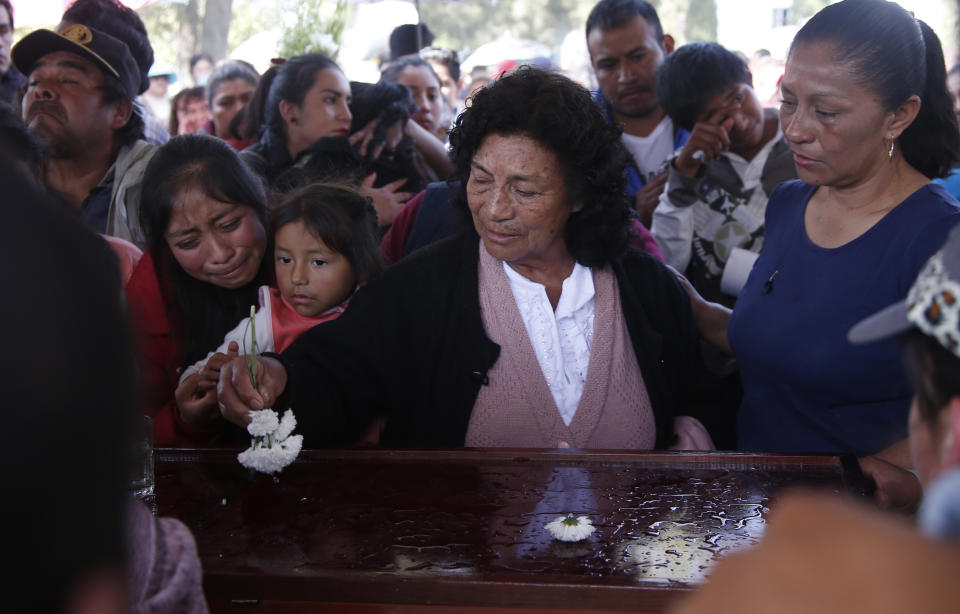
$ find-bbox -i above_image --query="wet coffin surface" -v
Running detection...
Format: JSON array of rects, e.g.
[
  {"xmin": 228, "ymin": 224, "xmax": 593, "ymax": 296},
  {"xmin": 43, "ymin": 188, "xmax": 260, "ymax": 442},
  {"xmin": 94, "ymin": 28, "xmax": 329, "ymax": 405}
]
[{"xmin": 156, "ymin": 448, "xmax": 866, "ymax": 612}]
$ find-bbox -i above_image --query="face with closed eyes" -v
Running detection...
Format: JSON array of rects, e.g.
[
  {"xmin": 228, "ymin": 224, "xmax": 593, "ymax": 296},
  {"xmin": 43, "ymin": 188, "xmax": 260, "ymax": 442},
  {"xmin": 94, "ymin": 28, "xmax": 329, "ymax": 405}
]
[
  {"xmin": 164, "ymin": 186, "xmax": 266, "ymax": 289},
  {"xmin": 22, "ymin": 51, "xmax": 127, "ymax": 157},
  {"xmin": 696, "ymin": 82, "xmax": 766, "ymax": 153},
  {"xmin": 467, "ymin": 133, "xmax": 582, "ymax": 274},
  {"xmin": 779, "ymin": 41, "xmax": 900, "ymax": 188}
]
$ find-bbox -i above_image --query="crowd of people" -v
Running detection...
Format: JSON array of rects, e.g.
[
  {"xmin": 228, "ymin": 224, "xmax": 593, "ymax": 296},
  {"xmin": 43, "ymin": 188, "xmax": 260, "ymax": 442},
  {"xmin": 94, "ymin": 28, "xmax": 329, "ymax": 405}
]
[{"xmin": 4, "ymin": 0, "xmax": 960, "ymax": 611}]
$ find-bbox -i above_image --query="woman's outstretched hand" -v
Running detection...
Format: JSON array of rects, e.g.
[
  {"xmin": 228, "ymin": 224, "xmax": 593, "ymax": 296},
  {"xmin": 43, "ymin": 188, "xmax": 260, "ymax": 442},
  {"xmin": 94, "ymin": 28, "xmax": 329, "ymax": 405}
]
[
  {"xmin": 668, "ymin": 264, "xmax": 733, "ymax": 356},
  {"xmin": 217, "ymin": 355, "xmax": 288, "ymax": 427}
]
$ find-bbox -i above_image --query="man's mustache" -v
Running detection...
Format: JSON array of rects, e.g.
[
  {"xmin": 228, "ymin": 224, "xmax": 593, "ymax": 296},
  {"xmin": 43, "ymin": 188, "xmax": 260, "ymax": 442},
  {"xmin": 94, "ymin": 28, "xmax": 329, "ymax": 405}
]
[{"xmin": 27, "ymin": 100, "xmax": 66, "ymax": 123}]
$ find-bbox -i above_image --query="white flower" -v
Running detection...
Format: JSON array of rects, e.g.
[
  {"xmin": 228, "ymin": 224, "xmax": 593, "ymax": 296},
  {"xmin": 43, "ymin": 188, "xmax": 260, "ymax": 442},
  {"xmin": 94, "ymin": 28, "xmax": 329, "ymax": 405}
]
[
  {"xmin": 238, "ymin": 408, "xmax": 303, "ymax": 474},
  {"xmin": 247, "ymin": 409, "xmax": 280, "ymax": 437},
  {"xmin": 545, "ymin": 515, "xmax": 595, "ymax": 542},
  {"xmin": 274, "ymin": 409, "xmax": 297, "ymax": 441},
  {"xmin": 238, "ymin": 434, "xmax": 303, "ymax": 474}
]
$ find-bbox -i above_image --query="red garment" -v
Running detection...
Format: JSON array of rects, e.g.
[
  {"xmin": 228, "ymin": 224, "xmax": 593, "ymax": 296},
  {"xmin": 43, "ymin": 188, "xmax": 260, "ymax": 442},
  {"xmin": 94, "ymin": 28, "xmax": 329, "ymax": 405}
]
[
  {"xmin": 101, "ymin": 234, "xmax": 143, "ymax": 286},
  {"xmin": 628, "ymin": 217, "xmax": 665, "ymax": 262},
  {"xmin": 268, "ymin": 286, "xmax": 345, "ymax": 352},
  {"xmin": 125, "ymin": 250, "xmax": 245, "ymax": 447},
  {"xmin": 379, "ymin": 189, "xmax": 425, "ymax": 264},
  {"xmin": 224, "ymin": 137, "xmax": 255, "ymax": 152}
]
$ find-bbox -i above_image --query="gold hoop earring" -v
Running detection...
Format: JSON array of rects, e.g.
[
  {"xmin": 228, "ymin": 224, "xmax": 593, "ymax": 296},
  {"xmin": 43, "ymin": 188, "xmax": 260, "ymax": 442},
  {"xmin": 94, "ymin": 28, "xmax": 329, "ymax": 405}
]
[{"xmin": 888, "ymin": 140, "xmax": 895, "ymax": 160}]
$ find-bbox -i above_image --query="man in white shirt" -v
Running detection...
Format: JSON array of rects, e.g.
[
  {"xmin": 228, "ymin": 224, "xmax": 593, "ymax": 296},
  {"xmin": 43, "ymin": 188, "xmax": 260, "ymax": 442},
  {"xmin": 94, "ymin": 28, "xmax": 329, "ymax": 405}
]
[
  {"xmin": 586, "ymin": 0, "xmax": 689, "ymax": 226},
  {"xmin": 651, "ymin": 42, "xmax": 795, "ymax": 307}
]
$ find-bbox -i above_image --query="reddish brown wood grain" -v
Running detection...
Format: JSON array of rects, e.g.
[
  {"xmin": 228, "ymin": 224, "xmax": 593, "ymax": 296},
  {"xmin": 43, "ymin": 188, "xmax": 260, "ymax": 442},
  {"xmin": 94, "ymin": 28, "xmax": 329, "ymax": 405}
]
[{"xmin": 158, "ymin": 448, "xmax": 866, "ymax": 612}]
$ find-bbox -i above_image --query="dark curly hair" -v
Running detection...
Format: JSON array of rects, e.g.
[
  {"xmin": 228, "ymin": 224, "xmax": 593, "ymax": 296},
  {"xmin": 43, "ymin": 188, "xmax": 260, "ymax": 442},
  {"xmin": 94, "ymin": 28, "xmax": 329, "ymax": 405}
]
[
  {"xmin": 264, "ymin": 54, "xmax": 342, "ymax": 148},
  {"xmin": 447, "ymin": 67, "xmax": 632, "ymax": 267}
]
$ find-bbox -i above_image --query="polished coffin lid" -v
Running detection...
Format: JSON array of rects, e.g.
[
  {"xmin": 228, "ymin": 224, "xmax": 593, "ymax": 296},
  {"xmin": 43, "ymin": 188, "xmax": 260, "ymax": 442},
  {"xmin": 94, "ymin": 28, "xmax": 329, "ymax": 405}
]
[{"xmin": 156, "ymin": 448, "xmax": 867, "ymax": 612}]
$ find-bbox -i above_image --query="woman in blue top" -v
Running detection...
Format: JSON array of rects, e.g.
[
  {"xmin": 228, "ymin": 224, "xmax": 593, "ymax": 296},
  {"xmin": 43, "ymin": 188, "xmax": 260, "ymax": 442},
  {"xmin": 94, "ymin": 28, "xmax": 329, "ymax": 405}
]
[{"xmin": 686, "ymin": 0, "xmax": 960, "ymax": 510}]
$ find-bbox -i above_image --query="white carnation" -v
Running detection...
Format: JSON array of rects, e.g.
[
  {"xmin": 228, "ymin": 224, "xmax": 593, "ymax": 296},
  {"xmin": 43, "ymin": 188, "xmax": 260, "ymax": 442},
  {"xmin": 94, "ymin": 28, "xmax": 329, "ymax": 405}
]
[
  {"xmin": 238, "ymin": 434, "xmax": 303, "ymax": 474},
  {"xmin": 545, "ymin": 515, "xmax": 595, "ymax": 542},
  {"xmin": 274, "ymin": 409, "xmax": 297, "ymax": 441},
  {"xmin": 247, "ymin": 409, "xmax": 280, "ymax": 437},
  {"xmin": 238, "ymin": 408, "xmax": 302, "ymax": 474}
]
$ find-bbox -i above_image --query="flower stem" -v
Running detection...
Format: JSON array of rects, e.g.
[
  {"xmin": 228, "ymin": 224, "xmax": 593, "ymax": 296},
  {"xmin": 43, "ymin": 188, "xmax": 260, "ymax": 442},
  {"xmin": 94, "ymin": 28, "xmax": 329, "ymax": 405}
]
[{"xmin": 246, "ymin": 305, "xmax": 261, "ymax": 394}]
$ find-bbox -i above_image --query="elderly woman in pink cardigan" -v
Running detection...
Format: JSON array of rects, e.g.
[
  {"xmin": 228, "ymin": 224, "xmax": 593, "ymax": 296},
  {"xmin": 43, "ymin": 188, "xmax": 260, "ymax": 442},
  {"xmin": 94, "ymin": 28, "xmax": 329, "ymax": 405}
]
[{"xmin": 217, "ymin": 68, "xmax": 714, "ymax": 452}]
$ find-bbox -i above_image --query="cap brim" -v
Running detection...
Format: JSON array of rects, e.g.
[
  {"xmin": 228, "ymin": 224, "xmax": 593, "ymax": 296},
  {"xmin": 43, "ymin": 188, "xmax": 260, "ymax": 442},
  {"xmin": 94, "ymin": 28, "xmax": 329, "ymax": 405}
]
[
  {"xmin": 847, "ymin": 299, "xmax": 912, "ymax": 344},
  {"xmin": 13, "ymin": 29, "xmax": 121, "ymax": 84},
  {"xmin": 149, "ymin": 71, "xmax": 177, "ymax": 83}
]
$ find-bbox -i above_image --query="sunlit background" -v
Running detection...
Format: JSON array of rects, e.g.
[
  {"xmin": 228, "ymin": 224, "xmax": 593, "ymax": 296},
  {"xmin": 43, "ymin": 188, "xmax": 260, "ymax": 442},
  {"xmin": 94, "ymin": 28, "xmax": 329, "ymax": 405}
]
[{"xmin": 10, "ymin": 0, "xmax": 959, "ymax": 103}]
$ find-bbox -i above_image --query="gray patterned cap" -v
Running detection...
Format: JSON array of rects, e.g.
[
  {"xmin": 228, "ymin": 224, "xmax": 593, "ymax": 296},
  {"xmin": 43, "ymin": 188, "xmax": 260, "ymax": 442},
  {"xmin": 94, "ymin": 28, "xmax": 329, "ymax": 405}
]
[{"xmin": 849, "ymin": 222, "xmax": 960, "ymax": 357}]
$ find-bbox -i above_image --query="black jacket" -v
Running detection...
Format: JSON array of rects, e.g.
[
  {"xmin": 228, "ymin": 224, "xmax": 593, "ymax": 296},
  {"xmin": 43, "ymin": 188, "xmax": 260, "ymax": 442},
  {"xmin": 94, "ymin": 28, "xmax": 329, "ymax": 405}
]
[{"xmin": 282, "ymin": 234, "xmax": 706, "ymax": 449}]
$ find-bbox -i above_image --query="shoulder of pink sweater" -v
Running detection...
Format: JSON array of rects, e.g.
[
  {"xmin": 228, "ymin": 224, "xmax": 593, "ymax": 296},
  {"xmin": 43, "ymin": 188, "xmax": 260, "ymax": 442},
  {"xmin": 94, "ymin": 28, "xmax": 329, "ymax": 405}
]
[{"xmin": 126, "ymin": 500, "xmax": 208, "ymax": 614}]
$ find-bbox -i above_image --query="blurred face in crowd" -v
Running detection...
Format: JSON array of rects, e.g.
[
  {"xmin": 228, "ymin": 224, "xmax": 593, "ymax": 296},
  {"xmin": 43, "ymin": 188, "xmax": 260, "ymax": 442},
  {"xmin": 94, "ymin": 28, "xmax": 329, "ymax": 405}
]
[
  {"xmin": 395, "ymin": 64, "xmax": 443, "ymax": 134},
  {"xmin": 427, "ymin": 59, "xmax": 459, "ymax": 110},
  {"xmin": 23, "ymin": 51, "xmax": 130, "ymax": 157},
  {"xmin": 147, "ymin": 75, "xmax": 169, "ymax": 98},
  {"xmin": 192, "ymin": 57, "xmax": 213, "ymax": 86},
  {"xmin": 588, "ymin": 14, "xmax": 672, "ymax": 119},
  {"xmin": 281, "ymin": 67, "xmax": 351, "ymax": 159},
  {"xmin": 467, "ymin": 133, "xmax": 582, "ymax": 273},
  {"xmin": 210, "ymin": 78, "xmax": 255, "ymax": 138},
  {"xmin": 176, "ymin": 94, "xmax": 210, "ymax": 135},
  {"xmin": 0, "ymin": 4, "xmax": 12, "ymax": 74},
  {"xmin": 274, "ymin": 221, "xmax": 357, "ymax": 317},
  {"xmin": 947, "ymin": 71, "xmax": 960, "ymax": 127},
  {"xmin": 779, "ymin": 41, "xmax": 906, "ymax": 189},
  {"xmin": 165, "ymin": 186, "xmax": 266, "ymax": 289}
]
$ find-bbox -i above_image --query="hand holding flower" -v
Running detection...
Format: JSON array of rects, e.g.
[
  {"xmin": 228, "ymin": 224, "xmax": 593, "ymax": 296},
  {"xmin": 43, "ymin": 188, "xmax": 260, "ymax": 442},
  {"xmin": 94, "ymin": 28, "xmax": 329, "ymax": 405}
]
[{"xmin": 217, "ymin": 354, "xmax": 287, "ymax": 426}]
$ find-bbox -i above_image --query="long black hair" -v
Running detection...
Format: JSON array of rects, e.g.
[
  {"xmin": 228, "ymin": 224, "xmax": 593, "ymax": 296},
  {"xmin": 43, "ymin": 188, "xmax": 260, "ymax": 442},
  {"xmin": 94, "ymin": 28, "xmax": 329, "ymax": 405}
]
[
  {"xmin": 140, "ymin": 134, "xmax": 269, "ymax": 366},
  {"xmin": 791, "ymin": 0, "xmax": 959, "ymax": 179},
  {"xmin": 263, "ymin": 53, "xmax": 342, "ymax": 147}
]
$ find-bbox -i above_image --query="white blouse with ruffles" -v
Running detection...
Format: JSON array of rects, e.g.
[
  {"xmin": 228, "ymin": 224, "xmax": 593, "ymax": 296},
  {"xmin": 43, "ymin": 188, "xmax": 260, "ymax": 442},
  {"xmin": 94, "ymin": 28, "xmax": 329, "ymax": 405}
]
[{"xmin": 502, "ymin": 261, "xmax": 595, "ymax": 426}]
